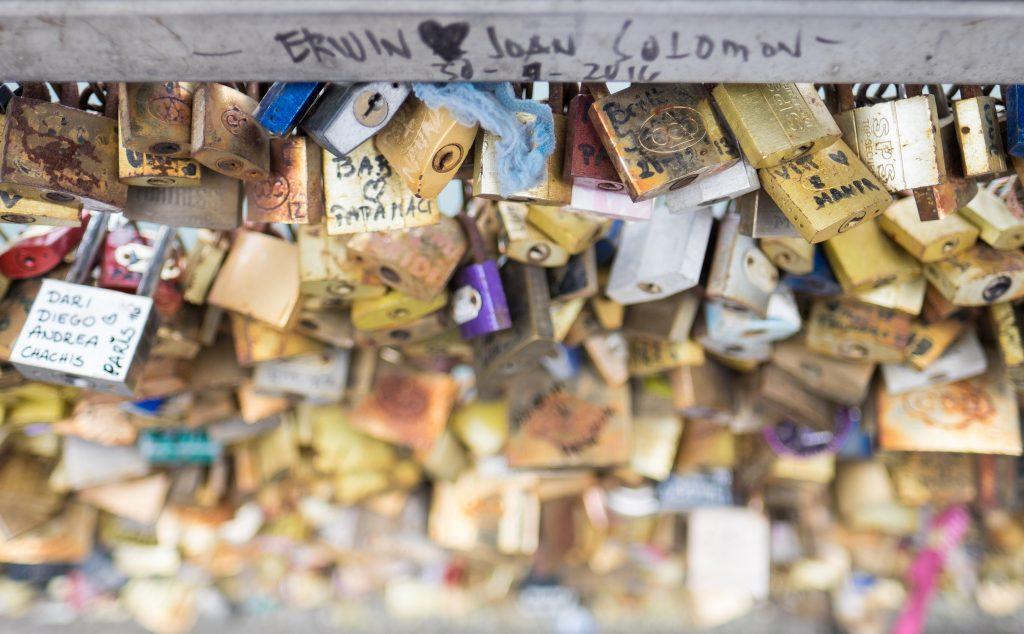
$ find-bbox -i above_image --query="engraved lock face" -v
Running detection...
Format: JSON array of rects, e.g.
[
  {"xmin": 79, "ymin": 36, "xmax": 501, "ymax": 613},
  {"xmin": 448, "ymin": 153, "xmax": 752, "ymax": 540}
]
[
  {"xmin": 120, "ymin": 82, "xmax": 195, "ymax": 158},
  {"xmin": 125, "ymin": 167, "xmax": 242, "ymax": 230},
  {"xmin": 245, "ymin": 136, "xmax": 324, "ymax": 224},
  {"xmin": 0, "ymin": 98, "xmax": 126, "ymax": 213},
  {"xmin": 589, "ymin": 84, "xmax": 738, "ymax": 201},
  {"xmin": 190, "ymin": 83, "xmax": 270, "ymax": 181}
]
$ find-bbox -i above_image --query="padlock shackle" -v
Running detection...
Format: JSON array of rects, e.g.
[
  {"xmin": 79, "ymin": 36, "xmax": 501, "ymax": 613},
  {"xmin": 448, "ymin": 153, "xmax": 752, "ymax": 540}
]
[
  {"xmin": 457, "ymin": 200, "xmax": 490, "ymax": 264},
  {"xmin": 66, "ymin": 212, "xmax": 111, "ymax": 284},
  {"xmin": 960, "ymin": 85, "xmax": 983, "ymax": 100},
  {"xmin": 836, "ymin": 84, "xmax": 855, "ymax": 113},
  {"xmin": 138, "ymin": 225, "xmax": 175, "ymax": 299},
  {"xmin": 584, "ymin": 83, "xmax": 610, "ymax": 101}
]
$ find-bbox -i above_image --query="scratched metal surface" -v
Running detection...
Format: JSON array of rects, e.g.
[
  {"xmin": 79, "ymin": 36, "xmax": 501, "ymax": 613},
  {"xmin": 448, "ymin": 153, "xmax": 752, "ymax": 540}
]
[{"xmin": 0, "ymin": 1, "xmax": 1022, "ymax": 82}]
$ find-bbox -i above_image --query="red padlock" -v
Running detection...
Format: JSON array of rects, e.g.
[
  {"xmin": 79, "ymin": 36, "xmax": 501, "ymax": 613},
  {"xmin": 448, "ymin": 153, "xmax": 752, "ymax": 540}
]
[
  {"xmin": 99, "ymin": 224, "xmax": 184, "ymax": 318},
  {"xmin": 0, "ymin": 214, "xmax": 91, "ymax": 279}
]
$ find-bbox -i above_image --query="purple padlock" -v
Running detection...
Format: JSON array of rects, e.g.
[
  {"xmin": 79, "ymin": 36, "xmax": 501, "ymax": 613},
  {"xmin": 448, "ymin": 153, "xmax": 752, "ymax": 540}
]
[
  {"xmin": 762, "ymin": 406, "xmax": 859, "ymax": 457},
  {"xmin": 452, "ymin": 210, "xmax": 512, "ymax": 339}
]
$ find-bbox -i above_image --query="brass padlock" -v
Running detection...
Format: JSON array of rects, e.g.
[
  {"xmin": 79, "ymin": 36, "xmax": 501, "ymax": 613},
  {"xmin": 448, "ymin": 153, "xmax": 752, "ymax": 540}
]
[
  {"xmin": 118, "ymin": 82, "xmax": 195, "ymax": 158},
  {"xmin": 353, "ymin": 369, "xmax": 457, "ymax": 452},
  {"xmin": 118, "ymin": 125, "xmax": 201, "ymax": 188},
  {"xmin": 473, "ymin": 85, "xmax": 571, "ymax": 205},
  {"xmin": 904, "ymin": 315, "xmax": 968, "ymax": 371},
  {"xmin": 245, "ymin": 136, "xmax": 324, "ymax": 224},
  {"xmin": 805, "ymin": 297, "xmax": 913, "ymax": 362},
  {"xmin": 346, "ymin": 216, "xmax": 467, "ymax": 301},
  {"xmin": 207, "ymin": 230, "xmax": 300, "ymax": 330},
  {"xmin": 991, "ymin": 301, "xmax": 1024, "ymax": 391},
  {"xmin": 125, "ymin": 167, "xmax": 242, "ymax": 230},
  {"xmin": 758, "ymin": 364, "xmax": 836, "ymax": 431},
  {"xmin": 374, "ymin": 96, "xmax": 477, "ymax": 200},
  {"xmin": 302, "ymin": 82, "xmax": 411, "ymax": 159},
  {"xmin": 771, "ymin": 338, "xmax": 875, "ymax": 405},
  {"xmin": 852, "ymin": 276, "xmax": 926, "ymax": 316},
  {"xmin": 355, "ymin": 309, "xmax": 449, "ymax": 348},
  {"xmin": 0, "ymin": 155, "xmax": 81, "ymax": 226},
  {"xmin": 959, "ymin": 187, "xmax": 1024, "ymax": 250},
  {"xmin": 294, "ymin": 308, "xmax": 354, "ymax": 349},
  {"xmin": 296, "ymin": 223, "xmax": 385, "ymax": 301},
  {"xmin": 823, "ymin": 218, "xmax": 921, "ymax": 294},
  {"xmin": 952, "ymin": 85, "xmax": 1007, "ymax": 178},
  {"xmin": 622, "ymin": 289, "xmax": 700, "ymax": 342},
  {"xmin": 736, "ymin": 190, "xmax": 800, "ymax": 239},
  {"xmin": 627, "ymin": 336, "xmax": 703, "ymax": 376},
  {"xmin": 0, "ymin": 96, "xmax": 125, "ymax": 212},
  {"xmin": 230, "ymin": 313, "xmax": 320, "ymax": 366},
  {"xmin": 497, "ymin": 201, "xmax": 569, "ymax": 268},
  {"xmin": 323, "ymin": 138, "xmax": 439, "ymax": 234},
  {"xmin": 351, "ymin": 290, "xmax": 448, "ymax": 331},
  {"xmin": 759, "ymin": 237, "xmax": 814, "ymax": 274},
  {"xmin": 589, "ymin": 83, "xmax": 739, "ymax": 201},
  {"xmin": 190, "ymin": 83, "xmax": 270, "ymax": 181},
  {"xmin": 526, "ymin": 205, "xmax": 605, "ymax": 255},
  {"xmin": 181, "ymin": 229, "xmax": 229, "ymax": 305},
  {"xmin": 706, "ymin": 212, "xmax": 780, "ymax": 316},
  {"xmin": 924, "ymin": 244, "xmax": 1024, "ymax": 306},
  {"xmin": 760, "ymin": 138, "xmax": 892, "ymax": 244},
  {"xmin": 881, "ymin": 327, "xmax": 986, "ymax": 395},
  {"xmin": 712, "ymin": 83, "xmax": 840, "ymax": 168},
  {"xmin": 877, "ymin": 195, "xmax": 979, "ymax": 262}
]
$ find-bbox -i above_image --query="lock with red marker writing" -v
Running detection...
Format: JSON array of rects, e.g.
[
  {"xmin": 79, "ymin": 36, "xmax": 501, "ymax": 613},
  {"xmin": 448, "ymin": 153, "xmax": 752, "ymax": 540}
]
[
  {"xmin": 452, "ymin": 205, "xmax": 511, "ymax": 339},
  {"xmin": 0, "ymin": 215, "xmax": 91, "ymax": 280},
  {"xmin": 99, "ymin": 224, "xmax": 183, "ymax": 319}
]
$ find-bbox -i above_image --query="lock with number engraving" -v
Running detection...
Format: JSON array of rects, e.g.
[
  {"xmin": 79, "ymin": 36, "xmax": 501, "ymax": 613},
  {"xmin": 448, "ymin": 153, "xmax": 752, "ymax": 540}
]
[
  {"xmin": 590, "ymin": 83, "xmax": 739, "ymax": 201},
  {"xmin": 254, "ymin": 82, "xmax": 325, "ymax": 137},
  {"xmin": 606, "ymin": 203, "xmax": 712, "ymax": 305},
  {"xmin": 706, "ymin": 212, "xmax": 780, "ymax": 316},
  {"xmin": 245, "ymin": 135, "xmax": 324, "ymax": 224},
  {"xmin": 346, "ymin": 216, "xmax": 466, "ymax": 301},
  {"xmin": 125, "ymin": 167, "xmax": 242, "ymax": 230},
  {"xmin": 302, "ymin": 82, "xmax": 410, "ymax": 158},
  {"xmin": 712, "ymin": 83, "xmax": 840, "ymax": 168},
  {"xmin": 959, "ymin": 187, "xmax": 1024, "ymax": 250},
  {"xmin": 375, "ymin": 95, "xmax": 478, "ymax": 200},
  {"xmin": 452, "ymin": 208, "xmax": 511, "ymax": 339},
  {"xmin": 0, "ymin": 219, "xmax": 89, "ymax": 280},
  {"xmin": 759, "ymin": 236, "xmax": 814, "ymax": 274},
  {"xmin": 952, "ymin": 85, "xmax": 1007, "ymax": 177},
  {"xmin": 497, "ymin": 201, "xmax": 569, "ymax": 268},
  {"xmin": 190, "ymin": 82, "xmax": 270, "ymax": 181},
  {"xmin": 877, "ymin": 195, "xmax": 978, "ymax": 262},
  {"xmin": 10, "ymin": 212, "xmax": 175, "ymax": 395},
  {"xmin": 824, "ymin": 218, "xmax": 922, "ymax": 293},
  {"xmin": 924, "ymin": 244, "xmax": 1024, "ymax": 306},
  {"xmin": 118, "ymin": 82, "xmax": 195, "ymax": 157}
]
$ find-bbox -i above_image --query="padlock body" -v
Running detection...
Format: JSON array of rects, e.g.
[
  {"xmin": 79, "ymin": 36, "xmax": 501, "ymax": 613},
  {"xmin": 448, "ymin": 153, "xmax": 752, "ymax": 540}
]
[
  {"xmin": 119, "ymin": 82, "xmax": 195, "ymax": 157},
  {"xmin": 302, "ymin": 82, "xmax": 411, "ymax": 158},
  {"xmin": 125, "ymin": 167, "xmax": 242, "ymax": 230},
  {"xmin": 953, "ymin": 95, "xmax": 1007, "ymax": 177},
  {"xmin": 760, "ymin": 237, "xmax": 814, "ymax": 274},
  {"xmin": 453, "ymin": 260, "xmax": 511, "ymax": 339},
  {"xmin": 190, "ymin": 83, "xmax": 270, "ymax": 181},
  {"xmin": 1005, "ymin": 84, "xmax": 1024, "ymax": 158},
  {"xmin": 823, "ymin": 219, "xmax": 921, "ymax": 294},
  {"xmin": 566, "ymin": 184, "xmax": 653, "ymax": 221},
  {"xmin": 0, "ymin": 187, "xmax": 80, "ymax": 226},
  {"xmin": 473, "ymin": 113, "xmax": 571, "ymax": 205},
  {"xmin": 254, "ymin": 82, "xmax": 324, "ymax": 137},
  {"xmin": 245, "ymin": 136, "xmax": 324, "ymax": 224},
  {"xmin": 782, "ymin": 248, "xmax": 841, "ymax": 295},
  {"xmin": 736, "ymin": 190, "xmax": 799, "ymax": 238},
  {"xmin": 959, "ymin": 188, "xmax": 1024, "ymax": 250},
  {"xmin": 877, "ymin": 195, "xmax": 978, "ymax": 263},
  {"xmin": 924, "ymin": 244, "xmax": 1024, "ymax": 306},
  {"xmin": 0, "ymin": 222, "xmax": 88, "ymax": 280},
  {"xmin": 913, "ymin": 120, "xmax": 978, "ymax": 221},
  {"xmin": 564, "ymin": 92, "xmax": 622, "ymax": 192},
  {"xmin": 665, "ymin": 159, "xmax": 760, "ymax": 212},
  {"xmin": 118, "ymin": 123, "xmax": 201, "ymax": 188}
]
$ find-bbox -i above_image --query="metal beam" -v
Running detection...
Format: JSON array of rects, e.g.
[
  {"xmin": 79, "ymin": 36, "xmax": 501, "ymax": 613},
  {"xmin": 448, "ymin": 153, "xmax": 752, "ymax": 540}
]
[{"xmin": 0, "ymin": 1, "xmax": 1022, "ymax": 82}]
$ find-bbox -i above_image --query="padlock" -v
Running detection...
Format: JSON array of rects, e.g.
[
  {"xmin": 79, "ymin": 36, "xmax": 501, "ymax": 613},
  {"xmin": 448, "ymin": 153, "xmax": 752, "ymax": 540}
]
[
  {"xmin": 771, "ymin": 338, "xmax": 875, "ymax": 405},
  {"xmin": 904, "ymin": 315, "xmax": 968, "ymax": 371},
  {"xmin": 877, "ymin": 195, "xmax": 978, "ymax": 262},
  {"xmin": 606, "ymin": 204, "xmax": 712, "ymax": 305},
  {"xmin": 759, "ymin": 138, "xmax": 892, "ymax": 244},
  {"xmin": 0, "ymin": 221, "xmax": 88, "ymax": 280},
  {"xmin": 98, "ymin": 225, "xmax": 183, "ymax": 319},
  {"xmin": 230, "ymin": 313, "xmax": 320, "ymax": 366},
  {"xmin": 564, "ymin": 184, "xmax": 653, "ymax": 221},
  {"xmin": 952, "ymin": 85, "xmax": 1007, "ymax": 177},
  {"xmin": 473, "ymin": 85, "xmax": 571, "ymax": 206},
  {"xmin": 450, "ymin": 208, "xmax": 511, "ymax": 339},
  {"xmin": 0, "ymin": 96, "xmax": 125, "ymax": 212},
  {"xmin": 623, "ymin": 289, "xmax": 700, "ymax": 343},
  {"xmin": 669, "ymin": 360, "xmax": 733, "ymax": 423},
  {"xmin": 582, "ymin": 330, "xmax": 629, "ymax": 387},
  {"xmin": 706, "ymin": 212, "xmax": 780, "ymax": 316},
  {"xmin": 782, "ymin": 247, "xmax": 842, "ymax": 296},
  {"xmin": 374, "ymin": 95, "xmax": 478, "ymax": 199},
  {"xmin": 924, "ymin": 244, "xmax": 1024, "ymax": 306},
  {"xmin": 526, "ymin": 205, "xmax": 605, "ymax": 255},
  {"xmin": 712, "ymin": 83, "xmax": 840, "ymax": 168},
  {"xmin": 118, "ymin": 125, "xmax": 201, "ymax": 188},
  {"xmin": 852, "ymin": 276, "xmax": 926, "ymax": 316},
  {"xmin": 496, "ymin": 201, "xmax": 569, "ymax": 268},
  {"xmin": 758, "ymin": 364, "xmax": 836, "ymax": 431},
  {"xmin": 589, "ymin": 83, "xmax": 738, "ymax": 201},
  {"xmin": 547, "ymin": 247, "xmax": 598, "ymax": 303},
  {"xmin": 118, "ymin": 82, "xmax": 195, "ymax": 157},
  {"xmin": 124, "ymin": 167, "xmax": 242, "ymax": 230},
  {"xmin": 353, "ymin": 369, "xmax": 457, "ymax": 452},
  {"xmin": 912, "ymin": 85, "xmax": 979, "ymax": 221},
  {"xmin": 355, "ymin": 309, "xmax": 450, "ymax": 348},
  {"xmin": 252, "ymin": 348, "xmax": 349, "ymax": 402},
  {"xmin": 703, "ymin": 286, "xmax": 801, "ymax": 344},
  {"xmin": 294, "ymin": 308, "xmax": 354, "ymax": 349},
  {"xmin": 346, "ymin": 216, "xmax": 466, "ymax": 301},
  {"xmin": 10, "ymin": 213, "xmax": 175, "ymax": 395},
  {"xmin": 302, "ymin": 82, "xmax": 410, "ymax": 158},
  {"xmin": 296, "ymin": 223, "xmax": 385, "ymax": 301},
  {"xmin": 253, "ymin": 82, "xmax": 325, "ymax": 137},
  {"xmin": 472, "ymin": 261, "xmax": 554, "ymax": 388},
  {"xmin": 207, "ymin": 230, "xmax": 300, "ymax": 330},
  {"xmin": 834, "ymin": 83, "xmax": 945, "ymax": 192},
  {"xmin": 823, "ymin": 218, "xmax": 921, "ymax": 294},
  {"xmin": 181, "ymin": 230, "xmax": 229, "ymax": 305},
  {"xmin": 351, "ymin": 290, "xmax": 447, "ymax": 331},
  {"xmin": 190, "ymin": 82, "xmax": 270, "ymax": 181},
  {"xmin": 882, "ymin": 327, "xmax": 986, "ymax": 395},
  {"xmin": 0, "ymin": 186, "xmax": 81, "ymax": 227},
  {"xmin": 323, "ymin": 138, "xmax": 440, "ymax": 234},
  {"xmin": 1006, "ymin": 84, "xmax": 1024, "ymax": 157},
  {"xmin": 735, "ymin": 190, "xmax": 800, "ymax": 238},
  {"xmin": 759, "ymin": 237, "xmax": 814, "ymax": 274},
  {"xmin": 959, "ymin": 187, "xmax": 1024, "ymax": 250},
  {"xmin": 991, "ymin": 301, "xmax": 1024, "ymax": 391},
  {"xmin": 922, "ymin": 281, "xmax": 965, "ymax": 322},
  {"xmin": 665, "ymin": 158, "xmax": 760, "ymax": 211},
  {"xmin": 244, "ymin": 135, "xmax": 324, "ymax": 224},
  {"xmin": 805, "ymin": 297, "xmax": 913, "ymax": 362},
  {"xmin": 563, "ymin": 85, "xmax": 623, "ymax": 193},
  {"xmin": 627, "ymin": 336, "xmax": 703, "ymax": 376}
]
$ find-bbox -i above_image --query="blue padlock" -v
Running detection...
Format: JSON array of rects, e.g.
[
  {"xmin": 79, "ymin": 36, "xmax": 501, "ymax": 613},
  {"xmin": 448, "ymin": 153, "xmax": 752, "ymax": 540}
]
[
  {"xmin": 254, "ymin": 82, "xmax": 325, "ymax": 137},
  {"xmin": 783, "ymin": 247, "xmax": 841, "ymax": 296},
  {"xmin": 1006, "ymin": 84, "xmax": 1024, "ymax": 157}
]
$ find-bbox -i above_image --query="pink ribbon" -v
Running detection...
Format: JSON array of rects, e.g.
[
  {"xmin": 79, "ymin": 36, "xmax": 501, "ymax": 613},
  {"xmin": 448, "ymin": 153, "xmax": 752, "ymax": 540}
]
[{"xmin": 891, "ymin": 505, "xmax": 970, "ymax": 634}]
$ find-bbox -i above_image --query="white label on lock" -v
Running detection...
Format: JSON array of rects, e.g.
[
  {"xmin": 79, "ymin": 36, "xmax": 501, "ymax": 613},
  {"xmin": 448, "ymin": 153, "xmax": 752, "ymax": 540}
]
[
  {"xmin": 11, "ymin": 279, "xmax": 154, "ymax": 386},
  {"xmin": 452, "ymin": 285, "xmax": 483, "ymax": 325}
]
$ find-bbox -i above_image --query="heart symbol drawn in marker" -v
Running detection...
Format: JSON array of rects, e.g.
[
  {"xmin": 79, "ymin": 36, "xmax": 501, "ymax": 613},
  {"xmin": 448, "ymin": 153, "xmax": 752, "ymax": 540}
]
[
  {"xmin": 829, "ymin": 150, "xmax": 849, "ymax": 166},
  {"xmin": 417, "ymin": 20, "xmax": 470, "ymax": 63}
]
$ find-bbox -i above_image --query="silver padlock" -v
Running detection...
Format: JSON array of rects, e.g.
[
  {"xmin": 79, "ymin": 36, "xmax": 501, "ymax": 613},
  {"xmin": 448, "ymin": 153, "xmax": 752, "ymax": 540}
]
[
  {"xmin": 301, "ymin": 82, "xmax": 410, "ymax": 157},
  {"xmin": 736, "ymin": 190, "xmax": 801, "ymax": 238},
  {"xmin": 606, "ymin": 202, "xmax": 713, "ymax": 305},
  {"xmin": 664, "ymin": 158, "xmax": 759, "ymax": 212},
  {"xmin": 252, "ymin": 347, "xmax": 350, "ymax": 402},
  {"xmin": 11, "ymin": 213, "xmax": 175, "ymax": 395},
  {"xmin": 706, "ymin": 212, "xmax": 780, "ymax": 316},
  {"xmin": 125, "ymin": 167, "xmax": 242, "ymax": 230},
  {"xmin": 703, "ymin": 286, "xmax": 801, "ymax": 345},
  {"xmin": 881, "ymin": 328, "xmax": 986, "ymax": 395}
]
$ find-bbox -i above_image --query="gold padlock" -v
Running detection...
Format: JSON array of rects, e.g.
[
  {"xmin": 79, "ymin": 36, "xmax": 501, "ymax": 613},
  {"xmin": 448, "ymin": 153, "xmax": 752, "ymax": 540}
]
[
  {"xmin": 991, "ymin": 302, "xmax": 1024, "ymax": 391},
  {"xmin": 877, "ymin": 195, "xmax": 979, "ymax": 262},
  {"xmin": 952, "ymin": 85, "xmax": 1007, "ymax": 178},
  {"xmin": 245, "ymin": 136, "xmax": 324, "ymax": 224},
  {"xmin": 351, "ymin": 290, "xmax": 448, "ymax": 331},
  {"xmin": 924, "ymin": 244, "xmax": 1024, "ymax": 306},
  {"xmin": 526, "ymin": 205, "xmax": 606, "ymax": 255},
  {"xmin": 904, "ymin": 316, "xmax": 969, "ymax": 371},
  {"xmin": 760, "ymin": 139, "xmax": 892, "ymax": 244},
  {"xmin": 823, "ymin": 218, "xmax": 921, "ymax": 293},
  {"xmin": 297, "ymin": 223, "xmax": 386, "ymax": 301},
  {"xmin": 374, "ymin": 96, "xmax": 478, "ymax": 199},
  {"xmin": 230, "ymin": 313, "xmax": 321, "ymax": 366},
  {"xmin": 497, "ymin": 201, "xmax": 570, "ymax": 268},
  {"xmin": 0, "ymin": 156, "xmax": 81, "ymax": 226},
  {"xmin": 323, "ymin": 138, "xmax": 440, "ymax": 234},
  {"xmin": 353, "ymin": 369, "xmax": 458, "ymax": 452},
  {"xmin": 628, "ymin": 336, "xmax": 704, "ymax": 376},
  {"xmin": 853, "ymin": 276, "xmax": 926, "ymax": 316},
  {"xmin": 190, "ymin": 82, "xmax": 270, "ymax": 181},
  {"xmin": 805, "ymin": 297, "xmax": 914, "ymax": 362},
  {"xmin": 207, "ymin": 230, "xmax": 301, "ymax": 330},
  {"xmin": 118, "ymin": 126, "xmax": 201, "ymax": 188},
  {"xmin": 181, "ymin": 230, "xmax": 229, "ymax": 305},
  {"xmin": 959, "ymin": 187, "xmax": 1024, "ymax": 250},
  {"xmin": 118, "ymin": 82, "xmax": 195, "ymax": 158},
  {"xmin": 712, "ymin": 83, "xmax": 840, "ymax": 168},
  {"xmin": 589, "ymin": 83, "xmax": 738, "ymax": 201},
  {"xmin": 355, "ymin": 309, "xmax": 450, "ymax": 348},
  {"xmin": 759, "ymin": 237, "xmax": 814, "ymax": 274}
]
